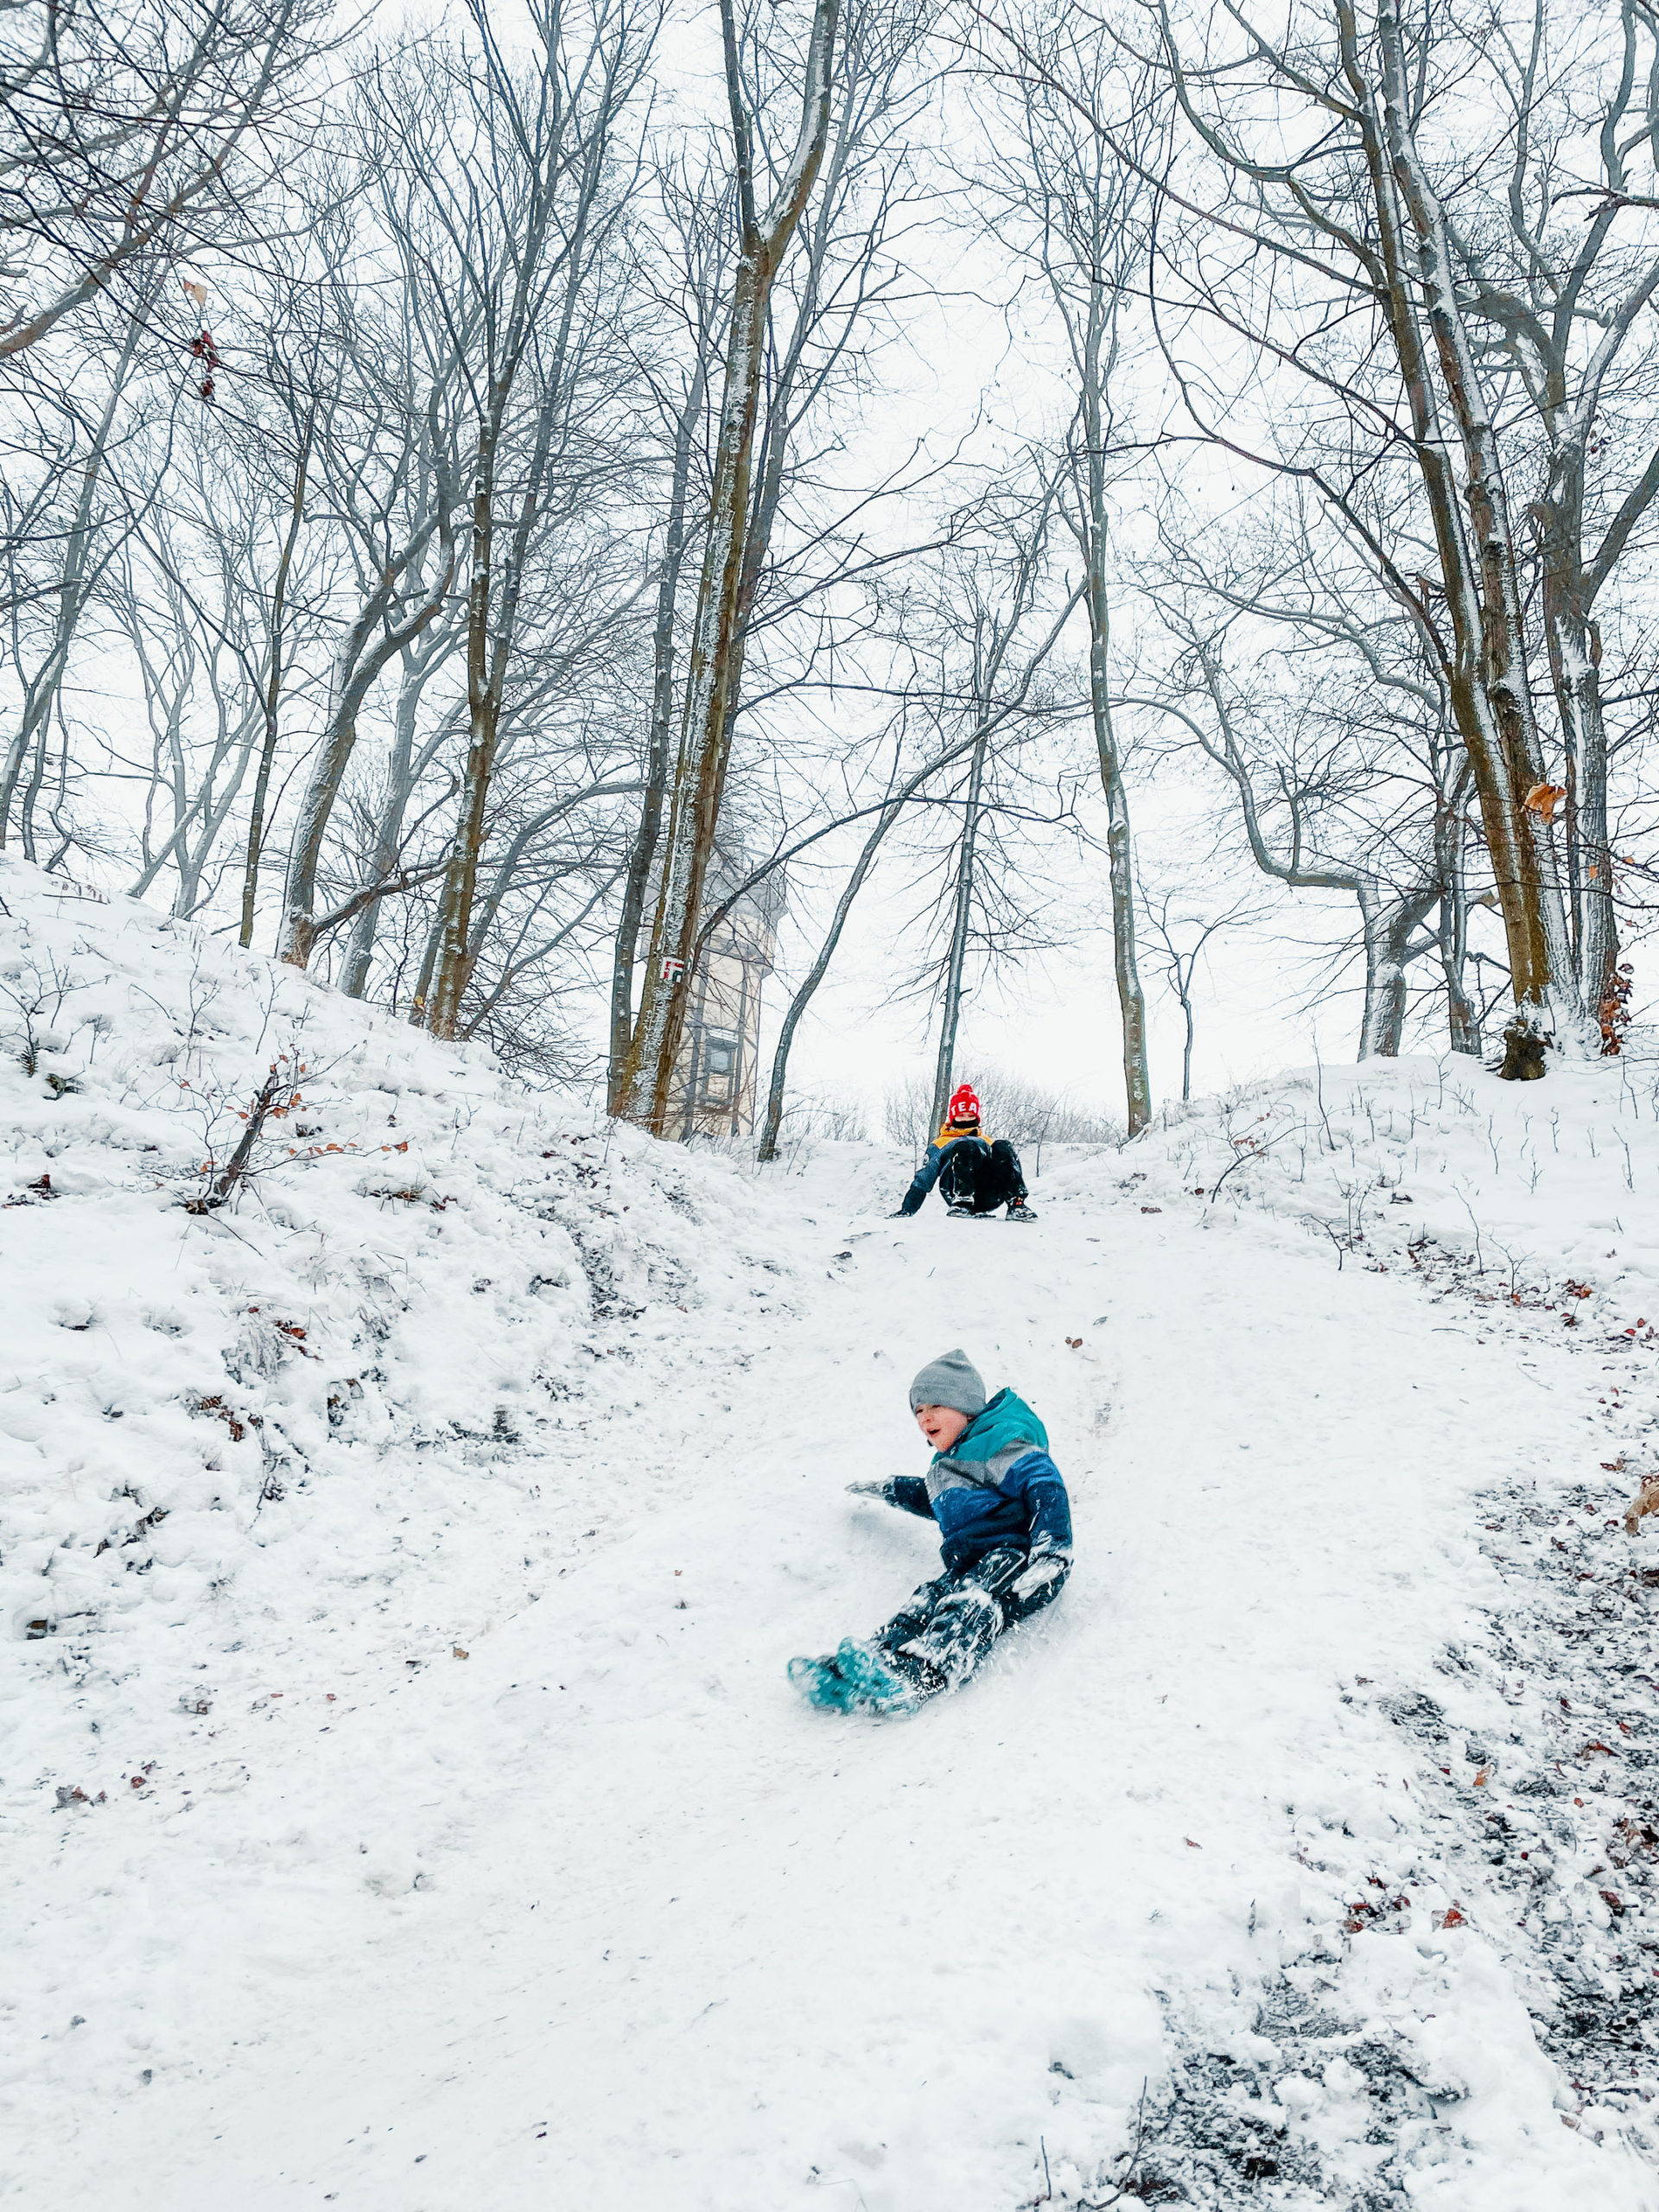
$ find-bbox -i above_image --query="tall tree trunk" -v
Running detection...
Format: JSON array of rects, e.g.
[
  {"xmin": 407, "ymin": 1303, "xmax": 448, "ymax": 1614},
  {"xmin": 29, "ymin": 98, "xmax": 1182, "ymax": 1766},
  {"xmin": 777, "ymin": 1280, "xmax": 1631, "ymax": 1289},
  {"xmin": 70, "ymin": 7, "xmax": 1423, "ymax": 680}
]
[
  {"xmin": 930, "ymin": 721, "xmax": 988, "ymax": 1134},
  {"xmin": 1065, "ymin": 189, "xmax": 1152, "ymax": 1136},
  {"xmin": 242, "ymin": 417, "xmax": 316, "ymax": 946},
  {"xmin": 617, "ymin": 0, "xmax": 840, "ymax": 1130},
  {"xmin": 423, "ymin": 43, "xmax": 625, "ymax": 1039},
  {"xmin": 340, "ymin": 627, "xmax": 458, "ymax": 999},
  {"xmin": 279, "ymin": 512, "xmax": 454, "ymax": 970},
  {"xmin": 407, "ymin": 905, "xmax": 443, "ymax": 1027},
  {"xmin": 1358, "ymin": 886, "xmax": 1439, "ymax": 1058},
  {"xmin": 1435, "ymin": 789, "xmax": 1480, "ymax": 1054},
  {"xmin": 1363, "ymin": 1, "xmax": 1580, "ymax": 1051},
  {"xmin": 1077, "ymin": 384, "xmax": 1148, "ymax": 1130},
  {"xmin": 424, "ymin": 411, "xmax": 502, "ymax": 1039},
  {"xmin": 1536, "ymin": 441, "xmax": 1618, "ymax": 1020},
  {"xmin": 239, "ymin": 414, "xmax": 313, "ymax": 948},
  {"xmin": 607, "ymin": 365, "xmax": 705, "ymax": 1108}
]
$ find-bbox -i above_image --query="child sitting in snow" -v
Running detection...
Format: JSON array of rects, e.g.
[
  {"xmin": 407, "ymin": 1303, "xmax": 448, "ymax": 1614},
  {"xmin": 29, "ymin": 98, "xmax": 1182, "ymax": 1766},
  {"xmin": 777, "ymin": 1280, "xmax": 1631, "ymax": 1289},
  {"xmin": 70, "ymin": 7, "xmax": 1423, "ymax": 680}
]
[
  {"xmin": 790, "ymin": 1348, "xmax": 1071, "ymax": 1713},
  {"xmin": 892, "ymin": 1084, "xmax": 1036, "ymax": 1221}
]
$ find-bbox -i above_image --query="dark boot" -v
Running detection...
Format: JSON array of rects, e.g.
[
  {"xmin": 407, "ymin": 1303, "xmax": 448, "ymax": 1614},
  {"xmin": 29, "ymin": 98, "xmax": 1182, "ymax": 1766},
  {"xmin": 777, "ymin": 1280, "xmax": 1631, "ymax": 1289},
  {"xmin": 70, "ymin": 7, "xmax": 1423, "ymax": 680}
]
[{"xmin": 985, "ymin": 1139, "xmax": 1033, "ymax": 1217}]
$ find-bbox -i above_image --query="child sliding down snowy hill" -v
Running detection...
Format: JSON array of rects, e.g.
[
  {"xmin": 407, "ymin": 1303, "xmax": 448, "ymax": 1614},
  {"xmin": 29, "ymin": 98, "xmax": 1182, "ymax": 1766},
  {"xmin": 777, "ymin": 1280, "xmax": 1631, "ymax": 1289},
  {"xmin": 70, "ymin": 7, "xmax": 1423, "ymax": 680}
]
[
  {"xmin": 891, "ymin": 1084, "xmax": 1037, "ymax": 1221},
  {"xmin": 790, "ymin": 1349, "xmax": 1071, "ymax": 1715}
]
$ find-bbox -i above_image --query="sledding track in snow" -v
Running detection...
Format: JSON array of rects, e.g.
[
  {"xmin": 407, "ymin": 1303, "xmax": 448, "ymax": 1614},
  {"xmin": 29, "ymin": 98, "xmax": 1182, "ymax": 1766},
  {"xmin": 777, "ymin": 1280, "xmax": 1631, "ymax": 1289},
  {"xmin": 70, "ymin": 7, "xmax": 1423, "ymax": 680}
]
[{"xmin": 15, "ymin": 1123, "xmax": 1658, "ymax": 2210}]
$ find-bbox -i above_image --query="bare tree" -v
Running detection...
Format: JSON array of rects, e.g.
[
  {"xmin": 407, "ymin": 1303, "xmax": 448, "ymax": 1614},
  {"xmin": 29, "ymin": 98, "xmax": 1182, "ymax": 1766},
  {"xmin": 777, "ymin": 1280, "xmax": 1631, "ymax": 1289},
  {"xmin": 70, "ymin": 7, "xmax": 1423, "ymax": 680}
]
[
  {"xmin": 990, "ymin": 0, "xmax": 1659, "ymax": 1070},
  {"xmin": 1137, "ymin": 608, "xmax": 1448, "ymax": 1060},
  {"xmin": 336, "ymin": 618, "xmax": 464, "ymax": 998},
  {"xmin": 915, "ymin": 484, "xmax": 1081, "ymax": 1132},
  {"xmin": 614, "ymin": 0, "xmax": 840, "ymax": 1128},
  {"xmin": 419, "ymin": 0, "xmax": 657, "ymax": 1039},
  {"xmin": 275, "ymin": 137, "xmax": 468, "ymax": 970},
  {"xmin": 1138, "ymin": 474, "xmax": 1504, "ymax": 1057},
  {"xmin": 611, "ymin": 0, "xmax": 934, "ymax": 1122},
  {"xmin": 977, "ymin": 29, "xmax": 1156, "ymax": 1131},
  {"xmin": 238, "ymin": 345, "xmax": 320, "ymax": 948},
  {"xmin": 0, "ymin": 280, "xmax": 169, "ymax": 856},
  {"xmin": 0, "ymin": 0, "xmax": 327, "ymax": 359},
  {"xmin": 606, "ymin": 144, "xmax": 728, "ymax": 1109},
  {"xmin": 754, "ymin": 715, "xmax": 1016, "ymax": 1165},
  {"xmin": 110, "ymin": 523, "xmax": 265, "ymax": 916},
  {"xmin": 1141, "ymin": 890, "xmax": 1258, "ymax": 1103}
]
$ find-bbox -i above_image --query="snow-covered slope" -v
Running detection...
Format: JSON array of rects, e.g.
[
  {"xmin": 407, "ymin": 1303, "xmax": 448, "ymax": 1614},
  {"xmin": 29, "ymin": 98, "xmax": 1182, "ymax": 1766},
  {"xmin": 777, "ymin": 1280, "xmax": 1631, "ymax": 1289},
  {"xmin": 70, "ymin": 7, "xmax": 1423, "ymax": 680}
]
[
  {"xmin": 1106, "ymin": 1044, "xmax": 1659, "ymax": 1331},
  {"xmin": 4, "ymin": 859, "xmax": 1658, "ymax": 2210}
]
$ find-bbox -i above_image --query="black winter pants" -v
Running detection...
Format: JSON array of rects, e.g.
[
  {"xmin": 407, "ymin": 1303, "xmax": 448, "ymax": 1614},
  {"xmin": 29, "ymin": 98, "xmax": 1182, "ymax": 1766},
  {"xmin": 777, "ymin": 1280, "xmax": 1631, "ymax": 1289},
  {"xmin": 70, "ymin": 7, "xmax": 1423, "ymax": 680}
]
[
  {"xmin": 872, "ymin": 1545, "xmax": 1070, "ymax": 1694},
  {"xmin": 938, "ymin": 1136, "xmax": 1026, "ymax": 1211}
]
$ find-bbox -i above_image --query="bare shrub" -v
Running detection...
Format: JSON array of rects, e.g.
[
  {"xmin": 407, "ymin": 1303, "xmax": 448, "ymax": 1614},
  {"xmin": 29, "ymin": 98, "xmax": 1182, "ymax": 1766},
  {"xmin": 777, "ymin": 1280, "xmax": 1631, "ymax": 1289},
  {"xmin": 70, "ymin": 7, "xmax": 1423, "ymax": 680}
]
[
  {"xmin": 883, "ymin": 1061, "xmax": 1121, "ymax": 1173},
  {"xmin": 775, "ymin": 1085, "xmax": 868, "ymax": 1144}
]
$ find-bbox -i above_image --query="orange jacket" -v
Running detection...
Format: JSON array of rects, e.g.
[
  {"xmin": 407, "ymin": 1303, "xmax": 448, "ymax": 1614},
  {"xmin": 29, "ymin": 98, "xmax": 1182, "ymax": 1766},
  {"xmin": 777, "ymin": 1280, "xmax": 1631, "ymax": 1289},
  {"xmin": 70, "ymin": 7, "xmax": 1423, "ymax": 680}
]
[{"xmin": 934, "ymin": 1116, "xmax": 988, "ymax": 1148}]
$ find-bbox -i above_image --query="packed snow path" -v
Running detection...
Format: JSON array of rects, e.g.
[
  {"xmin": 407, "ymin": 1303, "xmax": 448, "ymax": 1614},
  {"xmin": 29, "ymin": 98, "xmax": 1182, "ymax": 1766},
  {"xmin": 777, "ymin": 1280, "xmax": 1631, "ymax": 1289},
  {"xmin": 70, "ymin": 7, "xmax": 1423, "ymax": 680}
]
[{"xmin": 13, "ymin": 1133, "xmax": 1658, "ymax": 2208}]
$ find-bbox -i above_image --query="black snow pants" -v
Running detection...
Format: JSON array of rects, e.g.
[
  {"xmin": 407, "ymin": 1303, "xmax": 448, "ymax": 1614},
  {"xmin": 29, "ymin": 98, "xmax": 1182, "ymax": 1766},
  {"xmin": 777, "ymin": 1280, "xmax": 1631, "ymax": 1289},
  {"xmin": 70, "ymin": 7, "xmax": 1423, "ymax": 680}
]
[
  {"xmin": 872, "ymin": 1545, "xmax": 1070, "ymax": 1695},
  {"xmin": 899, "ymin": 1135, "xmax": 1027, "ymax": 1217}
]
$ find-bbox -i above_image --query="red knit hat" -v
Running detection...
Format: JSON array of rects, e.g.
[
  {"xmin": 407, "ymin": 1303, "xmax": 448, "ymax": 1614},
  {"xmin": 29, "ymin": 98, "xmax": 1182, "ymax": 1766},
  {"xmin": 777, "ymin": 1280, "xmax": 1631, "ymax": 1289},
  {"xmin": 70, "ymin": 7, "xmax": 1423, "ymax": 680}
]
[{"xmin": 946, "ymin": 1083, "xmax": 980, "ymax": 1125}]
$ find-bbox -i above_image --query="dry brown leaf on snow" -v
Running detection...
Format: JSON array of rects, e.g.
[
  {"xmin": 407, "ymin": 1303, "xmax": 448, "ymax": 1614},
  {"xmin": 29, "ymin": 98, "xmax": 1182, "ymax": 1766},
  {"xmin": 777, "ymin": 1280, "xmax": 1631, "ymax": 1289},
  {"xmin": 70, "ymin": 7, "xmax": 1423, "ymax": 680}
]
[
  {"xmin": 1523, "ymin": 782, "xmax": 1567, "ymax": 820},
  {"xmin": 1624, "ymin": 1477, "xmax": 1659, "ymax": 1535}
]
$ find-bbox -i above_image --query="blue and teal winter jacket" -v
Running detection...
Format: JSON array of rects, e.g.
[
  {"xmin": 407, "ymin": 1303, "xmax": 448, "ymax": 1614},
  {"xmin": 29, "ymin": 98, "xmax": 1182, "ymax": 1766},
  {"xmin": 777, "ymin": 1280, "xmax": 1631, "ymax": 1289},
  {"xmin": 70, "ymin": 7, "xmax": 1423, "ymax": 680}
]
[{"xmin": 885, "ymin": 1389, "xmax": 1071, "ymax": 1574}]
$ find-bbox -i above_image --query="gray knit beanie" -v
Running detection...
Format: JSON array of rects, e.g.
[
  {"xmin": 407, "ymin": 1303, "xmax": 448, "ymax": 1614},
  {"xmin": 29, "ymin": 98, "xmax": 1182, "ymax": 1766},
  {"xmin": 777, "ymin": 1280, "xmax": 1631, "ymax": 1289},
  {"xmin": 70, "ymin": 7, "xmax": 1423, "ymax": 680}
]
[{"xmin": 908, "ymin": 1348, "xmax": 988, "ymax": 1418}]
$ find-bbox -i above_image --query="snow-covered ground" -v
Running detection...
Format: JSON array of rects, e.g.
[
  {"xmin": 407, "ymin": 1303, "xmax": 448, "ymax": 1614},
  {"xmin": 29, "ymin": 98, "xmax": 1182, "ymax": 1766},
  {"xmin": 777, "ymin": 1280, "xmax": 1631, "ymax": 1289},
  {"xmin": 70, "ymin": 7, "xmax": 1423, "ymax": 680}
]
[{"xmin": 4, "ymin": 856, "xmax": 1658, "ymax": 2210}]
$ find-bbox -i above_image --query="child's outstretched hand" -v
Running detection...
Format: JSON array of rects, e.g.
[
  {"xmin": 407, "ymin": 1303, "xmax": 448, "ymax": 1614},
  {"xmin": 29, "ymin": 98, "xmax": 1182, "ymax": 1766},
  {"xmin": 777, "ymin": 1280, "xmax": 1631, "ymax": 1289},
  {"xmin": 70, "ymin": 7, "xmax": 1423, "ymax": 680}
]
[{"xmin": 846, "ymin": 1480, "xmax": 888, "ymax": 1498}]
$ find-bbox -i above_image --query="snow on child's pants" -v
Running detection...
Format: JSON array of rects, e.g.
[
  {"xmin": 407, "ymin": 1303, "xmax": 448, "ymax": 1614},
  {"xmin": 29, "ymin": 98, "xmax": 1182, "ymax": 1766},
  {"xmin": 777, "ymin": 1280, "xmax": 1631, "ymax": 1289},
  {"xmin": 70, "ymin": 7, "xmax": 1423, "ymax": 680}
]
[{"xmin": 873, "ymin": 1543, "xmax": 1069, "ymax": 1694}]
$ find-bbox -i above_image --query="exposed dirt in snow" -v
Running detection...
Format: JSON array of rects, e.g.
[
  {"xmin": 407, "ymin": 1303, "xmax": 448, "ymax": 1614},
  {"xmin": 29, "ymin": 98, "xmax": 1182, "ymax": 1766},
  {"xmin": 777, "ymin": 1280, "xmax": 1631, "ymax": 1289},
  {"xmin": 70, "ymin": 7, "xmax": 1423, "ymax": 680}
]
[{"xmin": 3, "ymin": 862, "xmax": 1658, "ymax": 2210}]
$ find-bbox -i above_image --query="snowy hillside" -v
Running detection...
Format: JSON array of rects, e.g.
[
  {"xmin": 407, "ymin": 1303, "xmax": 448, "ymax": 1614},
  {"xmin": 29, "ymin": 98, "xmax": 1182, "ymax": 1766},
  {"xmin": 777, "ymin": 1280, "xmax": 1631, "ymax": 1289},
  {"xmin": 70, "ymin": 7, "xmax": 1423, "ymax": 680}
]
[{"xmin": 5, "ymin": 857, "xmax": 1659, "ymax": 2210}]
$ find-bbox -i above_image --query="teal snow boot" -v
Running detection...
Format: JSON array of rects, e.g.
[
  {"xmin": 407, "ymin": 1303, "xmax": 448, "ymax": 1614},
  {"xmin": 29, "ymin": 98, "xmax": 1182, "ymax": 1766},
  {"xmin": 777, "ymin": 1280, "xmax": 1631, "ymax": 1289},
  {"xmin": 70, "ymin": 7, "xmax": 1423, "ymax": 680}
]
[{"xmin": 788, "ymin": 1638, "xmax": 918, "ymax": 1715}]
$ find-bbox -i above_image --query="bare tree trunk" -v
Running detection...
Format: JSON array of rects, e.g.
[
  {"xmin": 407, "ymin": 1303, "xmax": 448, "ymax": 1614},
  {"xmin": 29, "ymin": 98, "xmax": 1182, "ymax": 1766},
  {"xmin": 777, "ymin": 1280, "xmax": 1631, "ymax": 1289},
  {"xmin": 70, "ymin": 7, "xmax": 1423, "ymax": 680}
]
[
  {"xmin": 1360, "ymin": 887, "xmax": 1440, "ymax": 1058},
  {"xmin": 1077, "ymin": 388, "xmax": 1150, "ymax": 1130},
  {"xmin": 1014, "ymin": 54, "xmax": 1154, "ymax": 1132},
  {"xmin": 1536, "ymin": 462, "xmax": 1618, "ymax": 1019},
  {"xmin": 407, "ymin": 906, "xmax": 443, "ymax": 1028},
  {"xmin": 617, "ymin": 0, "xmax": 840, "ymax": 1129},
  {"xmin": 340, "ymin": 624, "xmax": 459, "ymax": 998},
  {"xmin": 1363, "ymin": 1, "xmax": 1580, "ymax": 1046},
  {"xmin": 607, "ymin": 364, "xmax": 705, "ymax": 1108},
  {"xmin": 423, "ymin": 5, "xmax": 639, "ymax": 1039},
  {"xmin": 423, "ymin": 414, "xmax": 503, "ymax": 1036},
  {"xmin": 1440, "ymin": 887, "xmax": 1479, "ymax": 1054},
  {"xmin": 280, "ymin": 507, "xmax": 455, "ymax": 969},
  {"xmin": 1103, "ymin": 0, "xmax": 1633, "ymax": 1071},
  {"xmin": 930, "ymin": 718, "xmax": 988, "ymax": 1134},
  {"xmin": 239, "ymin": 414, "xmax": 313, "ymax": 948}
]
